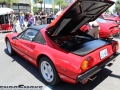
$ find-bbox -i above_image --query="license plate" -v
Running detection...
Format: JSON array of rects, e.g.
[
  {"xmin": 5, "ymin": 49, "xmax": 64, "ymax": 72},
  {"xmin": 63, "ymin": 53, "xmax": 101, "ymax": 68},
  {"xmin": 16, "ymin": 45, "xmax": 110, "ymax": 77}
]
[{"xmin": 100, "ymin": 49, "xmax": 108, "ymax": 59}]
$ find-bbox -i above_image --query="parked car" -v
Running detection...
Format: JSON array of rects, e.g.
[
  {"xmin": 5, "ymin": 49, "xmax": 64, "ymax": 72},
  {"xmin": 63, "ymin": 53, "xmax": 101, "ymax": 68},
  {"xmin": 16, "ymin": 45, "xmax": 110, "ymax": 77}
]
[
  {"xmin": 81, "ymin": 18, "xmax": 120, "ymax": 38},
  {"xmin": 97, "ymin": 18, "xmax": 120, "ymax": 37},
  {"xmin": 5, "ymin": 0, "xmax": 119, "ymax": 85},
  {"xmin": 100, "ymin": 14, "xmax": 120, "ymax": 27}
]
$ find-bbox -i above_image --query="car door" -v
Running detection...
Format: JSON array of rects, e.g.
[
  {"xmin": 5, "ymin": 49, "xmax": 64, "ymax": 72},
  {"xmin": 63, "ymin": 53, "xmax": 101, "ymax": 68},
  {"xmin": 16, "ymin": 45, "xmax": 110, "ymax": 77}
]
[
  {"xmin": 12, "ymin": 31, "xmax": 25, "ymax": 56},
  {"xmin": 26, "ymin": 31, "xmax": 46, "ymax": 62},
  {"xmin": 13, "ymin": 28, "xmax": 46, "ymax": 63},
  {"xmin": 18, "ymin": 29, "xmax": 39, "ymax": 61}
]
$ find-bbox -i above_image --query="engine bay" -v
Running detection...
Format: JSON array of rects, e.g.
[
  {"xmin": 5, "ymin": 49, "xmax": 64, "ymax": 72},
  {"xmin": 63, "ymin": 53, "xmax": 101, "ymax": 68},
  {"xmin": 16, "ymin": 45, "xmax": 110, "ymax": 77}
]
[{"xmin": 52, "ymin": 35, "xmax": 93, "ymax": 51}]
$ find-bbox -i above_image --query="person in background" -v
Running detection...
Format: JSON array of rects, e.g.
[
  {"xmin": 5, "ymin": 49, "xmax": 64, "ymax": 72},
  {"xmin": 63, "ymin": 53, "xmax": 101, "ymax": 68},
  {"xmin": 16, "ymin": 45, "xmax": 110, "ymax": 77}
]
[
  {"xmin": 24, "ymin": 12, "xmax": 30, "ymax": 27},
  {"xmin": 19, "ymin": 11, "xmax": 25, "ymax": 31},
  {"xmin": 50, "ymin": 11, "xmax": 63, "ymax": 23},
  {"xmin": 38, "ymin": 11, "xmax": 42, "ymax": 24},
  {"xmin": 117, "ymin": 9, "xmax": 120, "ymax": 18},
  {"xmin": 40, "ymin": 10, "xmax": 47, "ymax": 24},
  {"xmin": 47, "ymin": 12, "xmax": 55, "ymax": 23},
  {"xmin": 25, "ymin": 12, "xmax": 30, "ymax": 22},
  {"xmin": 8, "ymin": 11, "xmax": 17, "ymax": 32},
  {"xmin": 87, "ymin": 20, "xmax": 100, "ymax": 39},
  {"xmin": 49, "ymin": 12, "xmax": 54, "ymax": 19},
  {"xmin": 35, "ymin": 13, "xmax": 41, "ymax": 25},
  {"xmin": 55, "ymin": 10, "xmax": 63, "ymax": 18},
  {"xmin": 28, "ymin": 13, "xmax": 35, "ymax": 27}
]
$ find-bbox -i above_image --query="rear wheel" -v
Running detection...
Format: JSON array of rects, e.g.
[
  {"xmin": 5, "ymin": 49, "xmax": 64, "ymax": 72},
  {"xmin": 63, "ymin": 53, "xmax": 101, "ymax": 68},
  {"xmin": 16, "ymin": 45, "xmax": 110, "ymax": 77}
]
[
  {"xmin": 6, "ymin": 39, "xmax": 15, "ymax": 55},
  {"xmin": 39, "ymin": 57, "xmax": 61, "ymax": 85}
]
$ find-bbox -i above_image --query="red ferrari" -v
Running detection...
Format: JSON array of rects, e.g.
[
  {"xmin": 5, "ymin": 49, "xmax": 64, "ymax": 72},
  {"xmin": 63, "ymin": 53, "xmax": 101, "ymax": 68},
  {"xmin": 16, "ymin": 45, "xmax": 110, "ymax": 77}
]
[
  {"xmin": 100, "ymin": 14, "xmax": 120, "ymax": 28},
  {"xmin": 100, "ymin": 14, "xmax": 120, "ymax": 21},
  {"xmin": 81, "ymin": 18, "xmax": 120, "ymax": 38},
  {"xmin": 97, "ymin": 18, "xmax": 120, "ymax": 37},
  {"xmin": 5, "ymin": 0, "xmax": 119, "ymax": 85}
]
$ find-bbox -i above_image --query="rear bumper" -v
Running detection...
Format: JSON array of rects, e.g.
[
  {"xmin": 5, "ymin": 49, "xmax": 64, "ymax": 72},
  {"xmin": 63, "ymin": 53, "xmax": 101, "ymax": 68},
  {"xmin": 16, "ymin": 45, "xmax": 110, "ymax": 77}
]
[{"xmin": 77, "ymin": 52, "xmax": 120, "ymax": 83}]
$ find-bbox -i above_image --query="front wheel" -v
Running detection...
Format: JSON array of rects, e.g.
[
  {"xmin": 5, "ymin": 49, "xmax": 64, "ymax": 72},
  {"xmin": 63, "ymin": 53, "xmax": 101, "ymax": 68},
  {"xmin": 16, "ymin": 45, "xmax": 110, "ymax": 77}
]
[
  {"xmin": 39, "ymin": 57, "xmax": 61, "ymax": 85},
  {"xmin": 6, "ymin": 39, "xmax": 15, "ymax": 55}
]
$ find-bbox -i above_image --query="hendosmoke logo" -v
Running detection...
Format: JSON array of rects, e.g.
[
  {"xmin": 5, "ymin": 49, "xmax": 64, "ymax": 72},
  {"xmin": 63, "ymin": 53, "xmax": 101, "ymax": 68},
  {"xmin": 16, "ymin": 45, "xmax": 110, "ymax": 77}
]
[{"xmin": 0, "ymin": 84, "xmax": 43, "ymax": 90}]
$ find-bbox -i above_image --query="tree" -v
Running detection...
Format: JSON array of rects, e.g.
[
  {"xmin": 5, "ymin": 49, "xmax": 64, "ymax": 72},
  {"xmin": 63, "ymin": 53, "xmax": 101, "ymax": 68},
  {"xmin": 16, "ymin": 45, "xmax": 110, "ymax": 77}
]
[
  {"xmin": 34, "ymin": 0, "xmax": 43, "ymax": 4},
  {"xmin": 61, "ymin": 1, "xmax": 68, "ymax": 9},
  {"xmin": 51, "ymin": 0, "xmax": 55, "ymax": 14},
  {"xmin": 56, "ymin": 0, "xmax": 67, "ymax": 11},
  {"xmin": 0, "ymin": 0, "xmax": 19, "ymax": 7},
  {"xmin": 106, "ymin": 9, "xmax": 109, "ymax": 13},
  {"xmin": 114, "ymin": 0, "xmax": 120, "ymax": 13},
  {"xmin": 33, "ymin": 7, "xmax": 39, "ymax": 13},
  {"xmin": 32, "ymin": 0, "xmax": 43, "ymax": 13}
]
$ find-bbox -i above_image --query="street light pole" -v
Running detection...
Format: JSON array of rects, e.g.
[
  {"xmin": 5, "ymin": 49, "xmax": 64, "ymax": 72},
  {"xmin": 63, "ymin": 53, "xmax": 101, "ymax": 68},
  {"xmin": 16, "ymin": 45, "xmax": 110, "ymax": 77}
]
[
  {"xmin": 41, "ymin": 2, "xmax": 42, "ymax": 10},
  {"xmin": 43, "ymin": 0, "xmax": 45, "ymax": 11},
  {"xmin": 39, "ymin": 0, "xmax": 43, "ymax": 11}
]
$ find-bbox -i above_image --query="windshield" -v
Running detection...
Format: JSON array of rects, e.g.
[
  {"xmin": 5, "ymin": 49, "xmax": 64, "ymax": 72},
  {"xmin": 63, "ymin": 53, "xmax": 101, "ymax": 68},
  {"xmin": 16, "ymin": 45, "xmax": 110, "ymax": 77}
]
[{"xmin": 96, "ymin": 18, "xmax": 111, "ymax": 23}]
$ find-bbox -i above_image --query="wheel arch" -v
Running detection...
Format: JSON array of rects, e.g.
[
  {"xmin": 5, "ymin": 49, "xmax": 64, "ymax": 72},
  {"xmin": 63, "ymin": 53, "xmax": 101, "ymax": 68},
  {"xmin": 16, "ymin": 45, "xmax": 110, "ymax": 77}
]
[
  {"xmin": 36, "ymin": 54, "xmax": 54, "ymax": 67},
  {"xmin": 37, "ymin": 54, "xmax": 61, "ymax": 85},
  {"xmin": 5, "ymin": 37, "xmax": 9, "ymax": 43}
]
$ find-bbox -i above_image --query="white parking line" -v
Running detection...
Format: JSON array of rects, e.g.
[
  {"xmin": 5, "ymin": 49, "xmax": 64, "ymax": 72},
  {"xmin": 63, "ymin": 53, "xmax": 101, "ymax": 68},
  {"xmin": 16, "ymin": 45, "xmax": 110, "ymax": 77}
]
[{"xmin": 44, "ymin": 86, "xmax": 52, "ymax": 90}]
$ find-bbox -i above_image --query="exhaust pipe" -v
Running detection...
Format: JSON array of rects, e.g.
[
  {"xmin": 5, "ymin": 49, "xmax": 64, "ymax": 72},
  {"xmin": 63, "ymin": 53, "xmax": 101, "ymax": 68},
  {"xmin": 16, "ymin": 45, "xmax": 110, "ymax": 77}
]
[
  {"xmin": 107, "ymin": 63, "xmax": 113, "ymax": 67},
  {"xmin": 88, "ymin": 75, "xmax": 97, "ymax": 81},
  {"xmin": 81, "ymin": 75, "xmax": 97, "ymax": 84}
]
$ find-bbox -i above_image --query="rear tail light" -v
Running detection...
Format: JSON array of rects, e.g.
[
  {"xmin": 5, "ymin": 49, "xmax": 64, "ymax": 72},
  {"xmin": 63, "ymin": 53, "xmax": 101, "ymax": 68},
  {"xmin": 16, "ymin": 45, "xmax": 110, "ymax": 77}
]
[
  {"xmin": 81, "ymin": 56, "xmax": 94, "ymax": 70},
  {"xmin": 109, "ymin": 28, "xmax": 113, "ymax": 33},
  {"xmin": 81, "ymin": 60, "xmax": 88, "ymax": 70},
  {"xmin": 112, "ymin": 42, "xmax": 119, "ymax": 52},
  {"xmin": 110, "ymin": 26, "xmax": 118, "ymax": 32}
]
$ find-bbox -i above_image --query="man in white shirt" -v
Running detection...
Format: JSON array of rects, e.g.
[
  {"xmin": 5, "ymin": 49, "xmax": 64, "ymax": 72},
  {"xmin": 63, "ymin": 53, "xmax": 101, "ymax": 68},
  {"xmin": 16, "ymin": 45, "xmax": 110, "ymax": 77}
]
[{"xmin": 87, "ymin": 20, "xmax": 100, "ymax": 39}]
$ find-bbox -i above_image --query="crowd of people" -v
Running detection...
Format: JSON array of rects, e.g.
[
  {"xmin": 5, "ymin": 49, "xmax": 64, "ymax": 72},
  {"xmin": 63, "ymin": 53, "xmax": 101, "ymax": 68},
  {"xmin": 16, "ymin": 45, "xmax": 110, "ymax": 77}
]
[{"xmin": 8, "ymin": 10, "xmax": 57, "ymax": 32}]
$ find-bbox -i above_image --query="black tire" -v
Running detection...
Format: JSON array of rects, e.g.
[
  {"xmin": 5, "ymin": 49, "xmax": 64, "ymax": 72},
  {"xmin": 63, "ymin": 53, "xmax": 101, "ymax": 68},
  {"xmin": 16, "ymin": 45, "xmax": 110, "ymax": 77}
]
[
  {"xmin": 39, "ymin": 57, "xmax": 61, "ymax": 85},
  {"xmin": 6, "ymin": 39, "xmax": 15, "ymax": 56}
]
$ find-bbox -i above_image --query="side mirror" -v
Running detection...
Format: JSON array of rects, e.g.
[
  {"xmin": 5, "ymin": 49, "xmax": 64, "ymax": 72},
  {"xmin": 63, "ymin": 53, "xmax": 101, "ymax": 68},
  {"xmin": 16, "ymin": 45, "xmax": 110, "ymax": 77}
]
[{"xmin": 12, "ymin": 36, "xmax": 18, "ymax": 40}]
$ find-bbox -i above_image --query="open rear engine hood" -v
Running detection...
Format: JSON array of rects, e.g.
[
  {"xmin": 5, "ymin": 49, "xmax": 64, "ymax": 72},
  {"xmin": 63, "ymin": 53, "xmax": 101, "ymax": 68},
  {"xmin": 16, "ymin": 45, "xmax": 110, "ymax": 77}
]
[{"xmin": 47, "ymin": 0, "xmax": 114, "ymax": 36}]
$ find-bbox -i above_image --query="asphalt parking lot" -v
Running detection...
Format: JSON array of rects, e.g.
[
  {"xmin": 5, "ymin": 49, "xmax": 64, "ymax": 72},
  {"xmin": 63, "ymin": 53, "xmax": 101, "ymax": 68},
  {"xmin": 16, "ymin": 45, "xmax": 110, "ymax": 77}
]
[{"xmin": 0, "ymin": 23, "xmax": 120, "ymax": 90}]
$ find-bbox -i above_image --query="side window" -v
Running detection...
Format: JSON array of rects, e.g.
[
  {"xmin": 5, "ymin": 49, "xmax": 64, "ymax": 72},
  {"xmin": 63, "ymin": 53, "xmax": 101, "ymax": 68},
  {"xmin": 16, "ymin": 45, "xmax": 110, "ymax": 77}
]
[
  {"xmin": 17, "ymin": 29, "xmax": 30, "ymax": 39},
  {"xmin": 21, "ymin": 29, "xmax": 38, "ymax": 41},
  {"xmin": 17, "ymin": 32, "xmax": 24, "ymax": 38},
  {"xmin": 34, "ymin": 32, "xmax": 46, "ymax": 44}
]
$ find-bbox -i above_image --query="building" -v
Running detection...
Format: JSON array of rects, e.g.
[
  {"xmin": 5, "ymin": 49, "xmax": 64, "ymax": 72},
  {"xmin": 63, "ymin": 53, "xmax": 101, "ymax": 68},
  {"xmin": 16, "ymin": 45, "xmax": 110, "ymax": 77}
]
[
  {"xmin": 64, "ymin": 0, "xmax": 74, "ymax": 5},
  {"xmin": 36, "ymin": 0, "xmax": 74, "ymax": 14},
  {"xmin": 0, "ymin": 0, "xmax": 74, "ymax": 15},
  {"xmin": 0, "ymin": 1, "xmax": 30, "ymax": 16},
  {"xmin": 36, "ymin": 0, "xmax": 59, "ymax": 14}
]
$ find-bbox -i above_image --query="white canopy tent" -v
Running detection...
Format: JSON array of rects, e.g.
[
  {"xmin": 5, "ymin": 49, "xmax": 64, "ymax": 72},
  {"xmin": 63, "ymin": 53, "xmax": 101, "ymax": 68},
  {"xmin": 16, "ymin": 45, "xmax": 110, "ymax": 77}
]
[
  {"xmin": 0, "ymin": 8, "xmax": 14, "ymax": 15},
  {"xmin": 0, "ymin": 8, "xmax": 14, "ymax": 24}
]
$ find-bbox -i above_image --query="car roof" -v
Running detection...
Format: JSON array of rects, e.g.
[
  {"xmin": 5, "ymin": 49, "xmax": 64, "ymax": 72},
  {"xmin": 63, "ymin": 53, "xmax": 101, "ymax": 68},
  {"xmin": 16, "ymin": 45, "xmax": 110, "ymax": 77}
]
[{"xmin": 28, "ymin": 24, "xmax": 49, "ymax": 31}]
